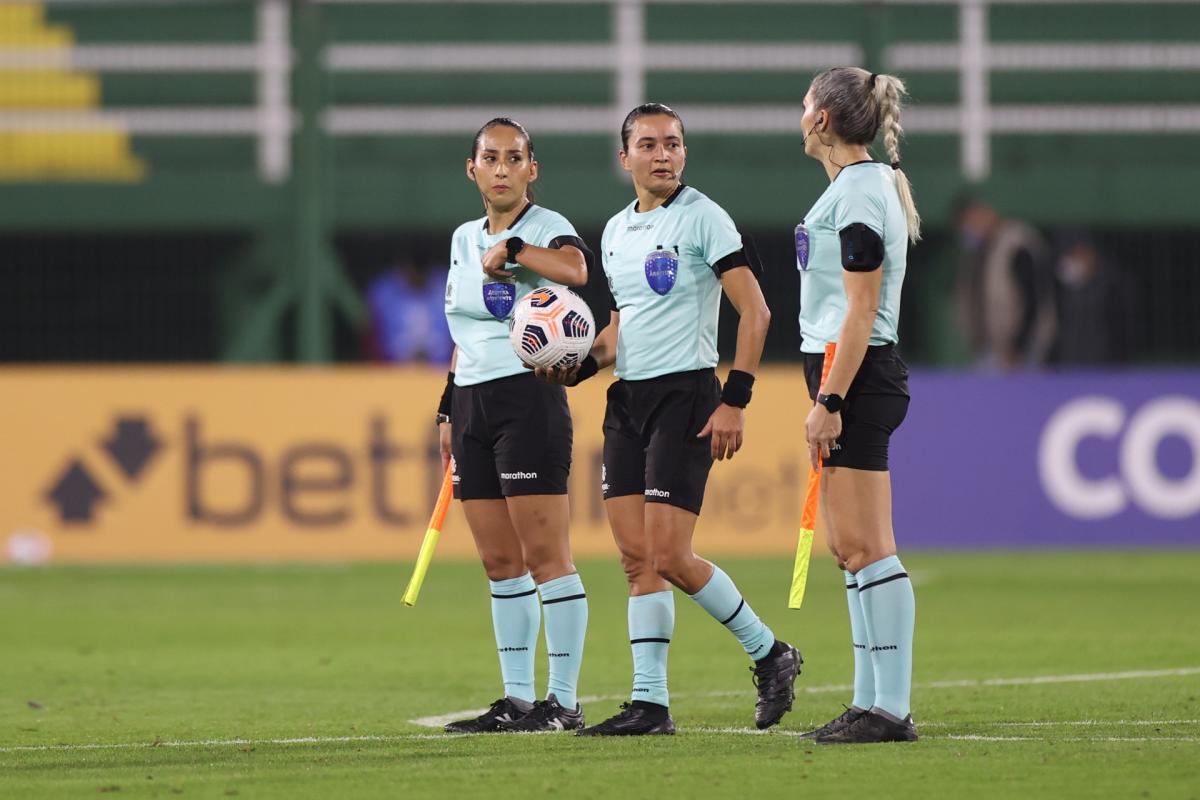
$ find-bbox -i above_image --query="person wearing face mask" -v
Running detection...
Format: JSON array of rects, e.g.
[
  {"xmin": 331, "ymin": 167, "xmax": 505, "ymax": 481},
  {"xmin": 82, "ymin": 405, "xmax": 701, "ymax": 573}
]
[
  {"xmin": 539, "ymin": 103, "xmax": 801, "ymax": 737},
  {"xmin": 954, "ymin": 195, "xmax": 1057, "ymax": 370},
  {"xmin": 438, "ymin": 118, "xmax": 594, "ymax": 734},
  {"xmin": 1051, "ymin": 230, "xmax": 1128, "ymax": 365}
]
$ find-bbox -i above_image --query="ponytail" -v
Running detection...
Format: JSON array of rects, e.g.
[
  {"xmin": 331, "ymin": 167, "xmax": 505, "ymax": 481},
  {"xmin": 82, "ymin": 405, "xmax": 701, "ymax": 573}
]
[{"xmin": 872, "ymin": 74, "xmax": 922, "ymax": 244}]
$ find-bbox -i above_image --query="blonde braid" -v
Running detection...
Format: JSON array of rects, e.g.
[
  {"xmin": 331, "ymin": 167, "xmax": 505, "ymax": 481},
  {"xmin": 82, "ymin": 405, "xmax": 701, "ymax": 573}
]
[{"xmin": 873, "ymin": 74, "xmax": 922, "ymax": 243}]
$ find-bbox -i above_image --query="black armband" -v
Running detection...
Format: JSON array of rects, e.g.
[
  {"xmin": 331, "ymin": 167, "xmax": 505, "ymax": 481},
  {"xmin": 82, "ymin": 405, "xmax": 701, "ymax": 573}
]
[
  {"xmin": 720, "ymin": 369, "xmax": 755, "ymax": 408},
  {"xmin": 437, "ymin": 371, "xmax": 455, "ymax": 417},
  {"xmin": 711, "ymin": 234, "xmax": 764, "ymax": 278},
  {"xmin": 839, "ymin": 222, "xmax": 885, "ymax": 272},
  {"xmin": 570, "ymin": 355, "xmax": 600, "ymax": 386},
  {"xmin": 549, "ymin": 234, "xmax": 597, "ymax": 272}
]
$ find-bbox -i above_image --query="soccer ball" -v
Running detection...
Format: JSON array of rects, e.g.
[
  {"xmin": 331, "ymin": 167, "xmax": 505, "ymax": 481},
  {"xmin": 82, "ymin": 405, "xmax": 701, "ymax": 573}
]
[{"xmin": 509, "ymin": 286, "xmax": 596, "ymax": 370}]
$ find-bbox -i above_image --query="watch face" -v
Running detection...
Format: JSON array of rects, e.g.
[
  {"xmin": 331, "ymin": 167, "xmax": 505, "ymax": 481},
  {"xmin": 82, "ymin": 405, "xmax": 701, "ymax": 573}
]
[{"xmin": 821, "ymin": 394, "xmax": 842, "ymax": 412}]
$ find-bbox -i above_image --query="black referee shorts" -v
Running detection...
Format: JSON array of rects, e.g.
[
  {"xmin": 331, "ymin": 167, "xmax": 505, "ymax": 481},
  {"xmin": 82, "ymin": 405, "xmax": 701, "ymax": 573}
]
[
  {"xmin": 602, "ymin": 368, "xmax": 720, "ymax": 515},
  {"xmin": 451, "ymin": 372, "xmax": 572, "ymax": 500},
  {"xmin": 803, "ymin": 343, "xmax": 910, "ymax": 471}
]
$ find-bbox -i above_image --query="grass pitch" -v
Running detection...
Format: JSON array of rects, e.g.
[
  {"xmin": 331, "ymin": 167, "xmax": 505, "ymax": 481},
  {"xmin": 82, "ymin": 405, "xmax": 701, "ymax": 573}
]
[{"xmin": 2, "ymin": 553, "xmax": 1198, "ymax": 798}]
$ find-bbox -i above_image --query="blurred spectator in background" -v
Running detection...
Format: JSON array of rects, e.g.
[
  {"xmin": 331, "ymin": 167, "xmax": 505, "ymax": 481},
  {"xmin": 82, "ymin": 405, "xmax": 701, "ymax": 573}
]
[
  {"xmin": 364, "ymin": 260, "xmax": 454, "ymax": 364},
  {"xmin": 954, "ymin": 196, "xmax": 1057, "ymax": 370},
  {"xmin": 1051, "ymin": 230, "xmax": 1128, "ymax": 366}
]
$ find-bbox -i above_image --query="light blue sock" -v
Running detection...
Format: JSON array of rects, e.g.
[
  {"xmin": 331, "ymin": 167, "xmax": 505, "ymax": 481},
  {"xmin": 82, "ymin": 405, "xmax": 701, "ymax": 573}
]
[
  {"xmin": 856, "ymin": 555, "xmax": 916, "ymax": 720},
  {"xmin": 489, "ymin": 573, "xmax": 540, "ymax": 703},
  {"xmin": 538, "ymin": 573, "xmax": 588, "ymax": 709},
  {"xmin": 845, "ymin": 570, "xmax": 875, "ymax": 711},
  {"xmin": 628, "ymin": 591, "xmax": 673, "ymax": 707},
  {"xmin": 688, "ymin": 565, "xmax": 776, "ymax": 661}
]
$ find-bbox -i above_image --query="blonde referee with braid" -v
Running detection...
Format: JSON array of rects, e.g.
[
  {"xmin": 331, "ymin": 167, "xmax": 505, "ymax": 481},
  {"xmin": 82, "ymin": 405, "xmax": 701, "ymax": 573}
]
[{"xmin": 794, "ymin": 68, "xmax": 922, "ymax": 744}]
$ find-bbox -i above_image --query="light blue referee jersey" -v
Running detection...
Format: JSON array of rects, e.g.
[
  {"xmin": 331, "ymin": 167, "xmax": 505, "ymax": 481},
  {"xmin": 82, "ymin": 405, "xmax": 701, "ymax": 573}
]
[
  {"xmin": 798, "ymin": 161, "xmax": 907, "ymax": 353},
  {"xmin": 446, "ymin": 203, "xmax": 582, "ymax": 386},
  {"xmin": 601, "ymin": 185, "xmax": 743, "ymax": 381}
]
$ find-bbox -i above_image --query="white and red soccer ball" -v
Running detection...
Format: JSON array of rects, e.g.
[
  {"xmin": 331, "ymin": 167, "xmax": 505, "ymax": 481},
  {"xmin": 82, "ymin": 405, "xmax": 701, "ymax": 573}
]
[{"xmin": 509, "ymin": 286, "xmax": 596, "ymax": 370}]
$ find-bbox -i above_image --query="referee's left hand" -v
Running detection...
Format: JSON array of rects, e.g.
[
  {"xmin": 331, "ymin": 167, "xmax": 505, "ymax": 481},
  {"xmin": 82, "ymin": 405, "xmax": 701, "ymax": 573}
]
[
  {"xmin": 805, "ymin": 404, "xmax": 842, "ymax": 469},
  {"xmin": 698, "ymin": 403, "xmax": 744, "ymax": 461},
  {"xmin": 481, "ymin": 241, "xmax": 515, "ymax": 279}
]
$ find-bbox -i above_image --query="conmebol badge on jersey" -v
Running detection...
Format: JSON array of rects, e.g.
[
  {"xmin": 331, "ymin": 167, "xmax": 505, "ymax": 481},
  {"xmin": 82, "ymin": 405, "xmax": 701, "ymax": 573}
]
[
  {"xmin": 794, "ymin": 222, "xmax": 810, "ymax": 271},
  {"xmin": 644, "ymin": 247, "xmax": 679, "ymax": 295},
  {"xmin": 482, "ymin": 279, "xmax": 517, "ymax": 320}
]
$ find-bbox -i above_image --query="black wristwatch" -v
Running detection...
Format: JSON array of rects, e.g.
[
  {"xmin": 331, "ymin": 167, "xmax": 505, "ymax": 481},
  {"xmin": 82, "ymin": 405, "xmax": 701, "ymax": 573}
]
[
  {"xmin": 505, "ymin": 236, "xmax": 526, "ymax": 264},
  {"xmin": 435, "ymin": 413, "xmax": 451, "ymax": 427},
  {"xmin": 817, "ymin": 392, "xmax": 845, "ymax": 413}
]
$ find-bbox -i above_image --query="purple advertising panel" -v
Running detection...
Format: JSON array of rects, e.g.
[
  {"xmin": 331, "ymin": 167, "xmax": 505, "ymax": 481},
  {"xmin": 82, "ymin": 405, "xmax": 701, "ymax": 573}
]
[{"xmin": 890, "ymin": 370, "xmax": 1200, "ymax": 548}]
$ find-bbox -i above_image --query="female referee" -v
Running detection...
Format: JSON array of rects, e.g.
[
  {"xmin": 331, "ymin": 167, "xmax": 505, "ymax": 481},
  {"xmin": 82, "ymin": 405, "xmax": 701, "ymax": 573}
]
[
  {"xmin": 541, "ymin": 103, "xmax": 800, "ymax": 736},
  {"xmin": 794, "ymin": 68, "xmax": 921, "ymax": 744},
  {"xmin": 438, "ymin": 118, "xmax": 593, "ymax": 733}
]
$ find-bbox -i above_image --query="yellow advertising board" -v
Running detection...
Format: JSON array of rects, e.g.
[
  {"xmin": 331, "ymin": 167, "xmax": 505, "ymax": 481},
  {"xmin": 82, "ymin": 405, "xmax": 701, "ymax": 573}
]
[{"xmin": 0, "ymin": 366, "xmax": 822, "ymax": 564}]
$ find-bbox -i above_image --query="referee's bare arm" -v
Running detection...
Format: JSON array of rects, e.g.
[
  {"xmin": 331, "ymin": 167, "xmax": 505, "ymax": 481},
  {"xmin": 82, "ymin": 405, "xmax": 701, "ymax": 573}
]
[
  {"xmin": 719, "ymin": 266, "xmax": 771, "ymax": 377},
  {"xmin": 587, "ymin": 311, "xmax": 620, "ymax": 370},
  {"xmin": 698, "ymin": 267, "xmax": 770, "ymax": 461}
]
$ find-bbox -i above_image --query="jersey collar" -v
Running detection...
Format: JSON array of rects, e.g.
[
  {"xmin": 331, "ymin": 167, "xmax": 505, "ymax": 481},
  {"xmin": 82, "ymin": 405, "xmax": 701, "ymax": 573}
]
[
  {"xmin": 482, "ymin": 201, "xmax": 535, "ymax": 232},
  {"xmin": 833, "ymin": 160, "xmax": 880, "ymax": 182},
  {"xmin": 661, "ymin": 182, "xmax": 687, "ymax": 207},
  {"xmin": 631, "ymin": 183, "xmax": 687, "ymax": 215}
]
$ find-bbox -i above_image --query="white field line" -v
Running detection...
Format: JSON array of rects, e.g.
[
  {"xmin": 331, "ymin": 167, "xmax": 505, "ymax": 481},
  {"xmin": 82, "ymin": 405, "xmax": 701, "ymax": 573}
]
[
  {"xmin": 410, "ymin": 667, "xmax": 1200, "ymax": 729},
  {"xmin": 993, "ymin": 719, "xmax": 1200, "ymax": 727},
  {"xmin": 4, "ymin": 667, "xmax": 1196, "ymax": 755},
  {"xmin": 7, "ymin": 727, "xmax": 1197, "ymax": 755},
  {"xmin": 947, "ymin": 735, "xmax": 1200, "ymax": 743},
  {"xmin": 703, "ymin": 727, "xmax": 1200, "ymax": 743},
  {"xmin": 0, "ymin": 734, "xmax": 461, "ymax": 754}
]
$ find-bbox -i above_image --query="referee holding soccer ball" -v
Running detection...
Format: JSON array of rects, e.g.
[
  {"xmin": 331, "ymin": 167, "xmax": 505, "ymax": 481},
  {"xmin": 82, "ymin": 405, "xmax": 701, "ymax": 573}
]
[{"xmin": 439, "ymin": 118, "xmax": 595, "ymax": 734}]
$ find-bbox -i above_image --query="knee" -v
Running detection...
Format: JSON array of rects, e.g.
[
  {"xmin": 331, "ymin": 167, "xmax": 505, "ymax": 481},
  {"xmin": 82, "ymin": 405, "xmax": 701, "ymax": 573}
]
[
  {"xmin": 652, "ymin": 552, "xmax": 689, "ymax": 586},
  {"xmin": 523, "ymin": 545, "xmax": 570, "ymax": 584},
  {"xmin": 839, "ymin": 546, "xmax": 896, "ymax": 576},
  {"xmin": 620, "ymin": 553, "xmax": 652, "ymax": 584},
  {"xmin": 481, "ymin": 553, "xmax": 526, "ymax": 582}
]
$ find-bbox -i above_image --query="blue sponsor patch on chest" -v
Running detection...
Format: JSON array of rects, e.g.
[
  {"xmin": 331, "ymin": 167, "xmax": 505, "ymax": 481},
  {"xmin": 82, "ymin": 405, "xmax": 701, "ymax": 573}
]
[
  {"xmin": 482, "ymin": 281, "xmax": 516, "ymax": 320},
  {"xmin": 794, "ymin": 223, "xmax": 811, "ymax": 271},
  {"xmin": 644, "ymin": 248, "xmax": 679, "ymax": 295}
]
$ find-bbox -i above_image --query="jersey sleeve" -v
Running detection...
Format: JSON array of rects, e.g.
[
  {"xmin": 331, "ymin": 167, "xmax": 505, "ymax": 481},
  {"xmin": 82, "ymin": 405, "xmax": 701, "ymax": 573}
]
[
  {"xmin": 596, "ymin": 224, "xmax": 618, "ymax": 311},
  {"xmin": 695, "ymin": 200, "xmax": 744, "ymax": 268},
  {"xmin": 445, "ymin": 230, "xmax": 462, "ymax": 311},
  {"xmin": 533, "ymin": 212, "xmax": 597, "ymax": 273},
  {"xmin": 529, "ymin": 210, "xmax": 578, "ymax": 247},
  {"xmin": 833, "ymin": 186, "xmax": 887, "ymax": 236}
]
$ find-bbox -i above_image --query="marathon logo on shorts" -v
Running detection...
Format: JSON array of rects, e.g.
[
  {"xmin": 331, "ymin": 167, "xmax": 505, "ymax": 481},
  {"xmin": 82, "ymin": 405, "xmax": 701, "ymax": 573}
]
[
  {"xmin": 500, "ymin": 471, "xmax": 538, "ymax": 480},
  {"xmin": 645, "ymin": 488, "xmax": 671, "ymax": 499}
]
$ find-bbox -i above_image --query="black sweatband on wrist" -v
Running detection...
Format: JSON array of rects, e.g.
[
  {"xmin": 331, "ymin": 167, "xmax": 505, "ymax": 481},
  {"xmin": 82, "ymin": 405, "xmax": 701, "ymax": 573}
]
[
  {"xmin": 721, "ymin": 369, "xmax": 755, "ymax": 408},
  {"xmin": 437, "ymin": 371, "xmax": 455, "ymax": 416},
  {"xmin": 571, "ymin": 355, "xmax": 599, "ymax": 386}
]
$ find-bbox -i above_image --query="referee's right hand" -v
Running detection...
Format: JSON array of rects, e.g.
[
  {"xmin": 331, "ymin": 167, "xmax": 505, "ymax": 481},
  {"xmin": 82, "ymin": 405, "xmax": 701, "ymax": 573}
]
[
  {"xmin": 532, "ymin": 365, "xmax": 581, "ymax": 385},
  {"xmin": 698, "ymin": 403, "xmax": 745, "ymax": 461}
]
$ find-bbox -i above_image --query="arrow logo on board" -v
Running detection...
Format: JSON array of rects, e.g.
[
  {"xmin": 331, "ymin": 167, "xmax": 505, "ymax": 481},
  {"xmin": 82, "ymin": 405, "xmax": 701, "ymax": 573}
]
[
  {"xmin": 102, "ymin": 416, "xmax": 162, "ymax": 482},
  {"xmin": 44, "ymin": 460, "xmax": 106, "ymax": 524}
]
